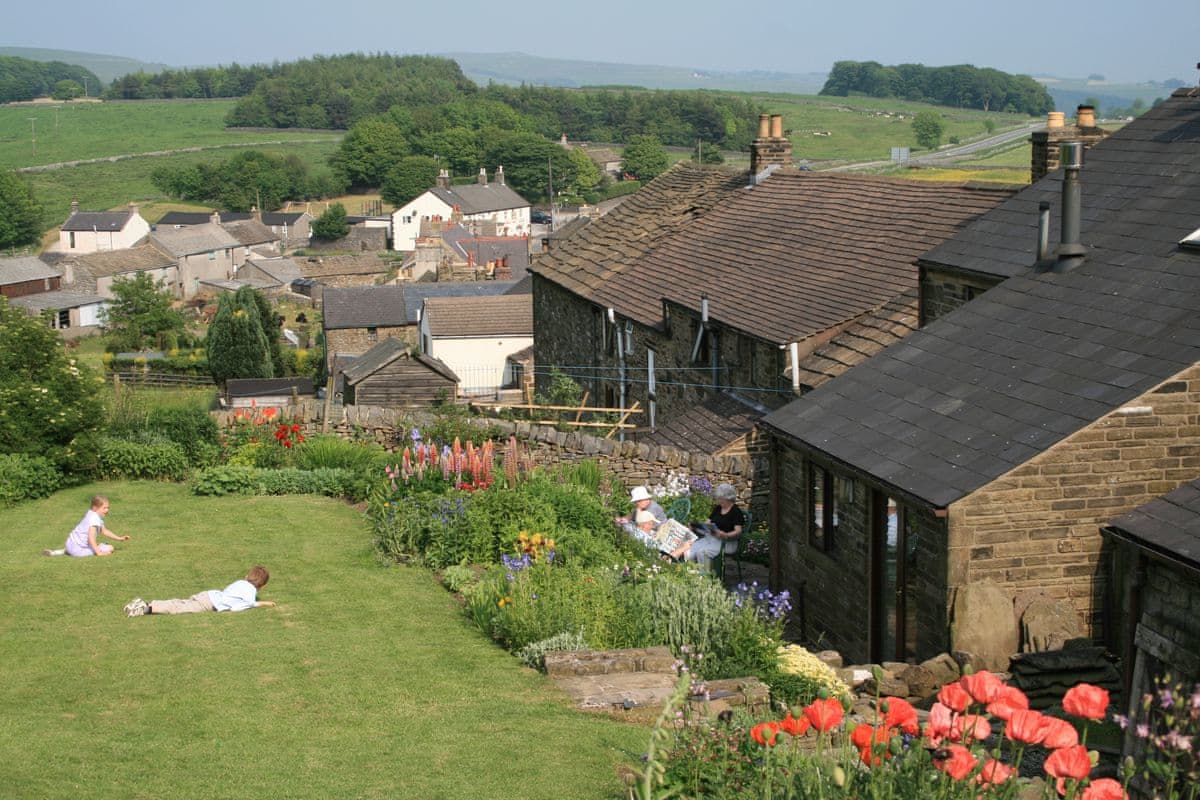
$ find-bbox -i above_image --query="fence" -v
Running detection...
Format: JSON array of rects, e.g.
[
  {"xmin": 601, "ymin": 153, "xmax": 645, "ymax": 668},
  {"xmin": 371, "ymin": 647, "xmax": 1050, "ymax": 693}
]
[{"xmin": 107, "ymin": 371, "xmax": 215, "ymax": 388}]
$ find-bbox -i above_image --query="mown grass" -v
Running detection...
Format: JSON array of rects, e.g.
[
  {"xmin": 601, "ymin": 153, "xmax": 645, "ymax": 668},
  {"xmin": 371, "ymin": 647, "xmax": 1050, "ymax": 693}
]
[{"xmin": 0, "ymin": 483, "xmax": 646, "ymax": 799}]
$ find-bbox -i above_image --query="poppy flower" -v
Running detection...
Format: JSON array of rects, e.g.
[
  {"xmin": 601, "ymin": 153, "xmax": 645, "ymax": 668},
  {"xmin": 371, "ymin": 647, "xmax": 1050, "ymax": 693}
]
[
  {"xmin": 938, "ymin": 681, "xmax": 973, "ymax": 713},
  {"xmin": 1062, "ymin": 684, "xmax": 1110, "ymax": 721},
  {"xmin": 1082, "ymin": 778, "xmax": 1126, "ymax": 800},
  {"xmin": 779, "ymin": 712, "xmax": 810, "ymax": 737},
  {"xmin": 1045, "ymin": 745, "xmax": 1092, "ymax": 782},
  {"xmin": 925, "ymin": 701, "xmax": 953, "ymax": 745},
  {"xmin": 1007, "ymin": 709, "xmax": 1049, "ymax": 745},
  {"xmin": 883, "ymin": 697, "xmax": 919, "ymax": 735},
  {"xmin": 934, "ymin": 744, "xmax": 979, "ymax": 781},
  {"xmin": 1040, "ymin": 717, "xmax": 1080, "ymax": 749},
  {"xmin": 950, "ymin": 713, "xmax": 992, "ymax": 744},
  {"xmin": 961, "ymin": 671, "xmax": 1004, "ymax": 705},
  {"xmin": 977, "ymin": 758, "xmax": 1015, "ymax": 787},
  {"xmin": 804, "ymin": 697, "xmax": 844, "ymax": 732},
  {"xmin": 987, "ymin": 685, "xmax": 1030, "ymax": 721},
  {"xmin": 751, "ymin": 721, "xmax": 780, "ymax": 746},
  {"xmin": 850, "ymin": 723, "xmax": 888, "ymax": 749}
]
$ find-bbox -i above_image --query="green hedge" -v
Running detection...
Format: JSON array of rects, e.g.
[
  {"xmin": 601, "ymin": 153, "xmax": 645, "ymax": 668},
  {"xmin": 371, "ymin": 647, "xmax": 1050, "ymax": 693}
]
[
  {"xmin": 94, "ymin": 437, "xmax": 189, "ymax": 481},
  {"xmin": 192, "ymin": 465, "xmax": 359, "ymax": 498},
  {"xmin": 0, "ymin": 453, "xmax": 63, "ymax": 507}
]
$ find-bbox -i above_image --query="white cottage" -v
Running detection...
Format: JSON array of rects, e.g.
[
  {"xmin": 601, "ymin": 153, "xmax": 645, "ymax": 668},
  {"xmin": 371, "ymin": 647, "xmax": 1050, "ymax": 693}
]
[
  {"xmin": 392, "ymin": 168, "xmax": 530, "ymax": 252},
  {"xmin": 56, "ymin": 201, "xmax": 151, "ymax": 254},
  {"xmin": 418, "ymin": 294, "xmax": 533, "ymax": 397}
]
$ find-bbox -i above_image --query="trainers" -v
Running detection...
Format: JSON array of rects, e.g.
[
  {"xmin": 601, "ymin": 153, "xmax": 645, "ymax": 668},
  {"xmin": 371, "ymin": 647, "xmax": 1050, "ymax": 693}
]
[
  {"xmin": 42, "ymin": 548, "xmax": 64, "ymax": 556},
  {"xmin": 124, "ymin": 598, "xmax": 148, "ymax": 617}
]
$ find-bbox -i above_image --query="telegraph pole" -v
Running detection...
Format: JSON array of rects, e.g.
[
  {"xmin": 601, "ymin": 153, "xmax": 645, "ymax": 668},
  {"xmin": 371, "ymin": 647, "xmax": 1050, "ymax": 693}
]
[{"xmin": 27, "ymin": 117, "xmax": 36, "ymax": 156}]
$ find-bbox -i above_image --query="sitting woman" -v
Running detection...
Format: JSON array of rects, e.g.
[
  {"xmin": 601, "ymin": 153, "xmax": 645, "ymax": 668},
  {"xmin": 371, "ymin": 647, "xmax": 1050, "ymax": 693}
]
[{"xmin": 671, "ymin": 483, "xmax": 745, "ymax": 567}]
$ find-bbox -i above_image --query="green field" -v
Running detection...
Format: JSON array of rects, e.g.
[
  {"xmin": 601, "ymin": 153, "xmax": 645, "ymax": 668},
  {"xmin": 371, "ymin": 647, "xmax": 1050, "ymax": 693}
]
[{"xmin": 0, "ymin": 483, "xmax": 646, "ymax": 799}]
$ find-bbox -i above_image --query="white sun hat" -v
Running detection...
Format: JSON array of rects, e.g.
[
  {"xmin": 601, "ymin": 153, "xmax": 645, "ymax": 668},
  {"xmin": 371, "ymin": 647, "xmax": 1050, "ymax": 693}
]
[{"xmin": 630, "ymin": 486, "xmax": 651, "ymax": 502}]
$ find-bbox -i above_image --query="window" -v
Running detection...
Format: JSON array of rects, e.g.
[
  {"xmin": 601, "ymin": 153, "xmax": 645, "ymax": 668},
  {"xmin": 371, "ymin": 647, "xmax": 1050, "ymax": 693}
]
[
  {"xmin": 367, "ymin": 327, "xmax": 378, "ymax": 343},
  {"xmin": 69, "ymin": 231, "xmax": 76, "ymax": 249},
  {"xmin": 57, "ymin": 309, "xmax": 70, "ymax": 329},
  {"xmin": 208, "ymin": 250, "xmax": 216, "ymax": 261},
  {"xmin": 809, "ymin": 463, "xmax": 847, "ymax": 552},
  {"xmin": 647, "ymin": 349, "xmax": 657, "ymax": 429}
]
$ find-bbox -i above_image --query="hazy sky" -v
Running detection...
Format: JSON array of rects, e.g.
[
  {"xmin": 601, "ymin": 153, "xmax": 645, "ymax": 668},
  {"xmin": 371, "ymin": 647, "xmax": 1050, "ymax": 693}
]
[{"xmin": 6, "ymin": 0, "xmax": 1197, "ymax": 83}]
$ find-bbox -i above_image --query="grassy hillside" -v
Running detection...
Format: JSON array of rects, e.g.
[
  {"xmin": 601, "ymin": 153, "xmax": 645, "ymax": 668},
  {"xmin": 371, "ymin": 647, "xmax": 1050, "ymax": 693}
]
[{"xmin": 0, "ymin": 47, "xmax": 171, "ymax": 86}]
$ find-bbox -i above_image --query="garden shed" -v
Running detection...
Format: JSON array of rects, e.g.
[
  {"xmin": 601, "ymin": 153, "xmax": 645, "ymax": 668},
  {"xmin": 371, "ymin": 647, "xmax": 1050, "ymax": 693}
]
[
  {"xmin": 341, "ymin": 338, "xmax": 459, "ymax": 407},
  {"xmin": 224, "ymin": 377, "xmax": 316, "ymax": 408}
]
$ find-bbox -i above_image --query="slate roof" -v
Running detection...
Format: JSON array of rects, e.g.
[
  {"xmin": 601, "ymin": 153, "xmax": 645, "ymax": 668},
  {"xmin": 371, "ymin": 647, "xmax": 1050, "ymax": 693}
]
[
  {"xmin": 423, "ymin": 294, "xmax": 532, "ymax": 337},
  {"xmin": 401, "ymin": 280, "xmax": 519, "ymax": 325},
  {"xmin": 341, "ymin": 338, "xmax": 459, "ymax": 385},
  {"xmin": 762, "ymin": 89, "xmax": 1200, "ymax": 509},
  {"xmin": 74, "ymin": 244, "xmax": 175, "ymax": 277},
  {"xmin": 9, "ymin": 290, "xmax": 105, "ymax": 313},
  {"xmin": 150, "ymin": 223, "xmax": 240, "ymax": 257},
  {"xmin": 156, "ymin": 211, "xmax": 308, "ymax": 227},
  {"xmin": 225, "ymin": 377, "xmax": 316, "ymax": 398},
  {"xmin": 222, "ymin": 218, "xmax": 279, "ymax": 246},
  {"xmin": 323, "ymin": 285, "xmax": 408, "ymax": 329},
  {"xmin": 531, "ymin": 162, "xmax": 1009, "ymax": 345},
  {"xmin": 1106, "ymin": 478, "xmax": 1200, "ymax": 571},
  {"xmin": 244, "ymin": 257, "xmax": 302, "ymax": 285},
  {"xmin": 791, "ymin": 290, "xmax": 920, "ymax": 391},
  {"xmin": 429, "ymin": 182, "xmax": 529, "ymax": 215},
  {"xmin": 641, "ymin": 392, "xmax": 766, "ymax": 454},
  {"xmin": 62, "ymin": 209, "xmax": 135, "ymax": 232},
  {"xmin": 0, "ymin": 256, "xmax": 59, "ymax": 285},
  {"xmin": 438, "ymin": 224, "xmax": 531, "ymax": 278}
]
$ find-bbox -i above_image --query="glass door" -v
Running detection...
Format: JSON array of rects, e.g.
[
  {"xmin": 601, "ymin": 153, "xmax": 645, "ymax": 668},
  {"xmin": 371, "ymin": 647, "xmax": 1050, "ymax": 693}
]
[{"xmin": 871, "ymin": 493, "xmax": 918, "ymax": 662}]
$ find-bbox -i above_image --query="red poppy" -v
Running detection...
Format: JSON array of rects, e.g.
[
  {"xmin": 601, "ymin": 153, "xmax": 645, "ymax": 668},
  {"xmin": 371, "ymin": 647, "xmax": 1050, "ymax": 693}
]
[
  {"xmin": 1040, "ymin": 717, "xmax": 1080, "ymax": 750},
  {"xmin": 283, "ymin": 440, "xmax": 292, "ymax": 448},
  {"xmin": 935, "ymin": 744, "xmax": 979, "ymax": 781},
  {"xmin": 950, "ymin": 713, "xmax": 992, "ymax": 744},
  {"xmin": 925, "ymin": 701, "xmax": 953, "ymax": 745},
  {"xmin": 961, "ymin": 670, "xmax": 1004, "ymax": 705},
  {"xmin": 1007, "ymin": 709, "xmax": 1049, "ymax": 745},
  {"xmin": 883, "ymin": 697, "xmax": 919, "ymax": 735},
  {"xmin": 291, "ymin": 424, "xmax": 301, "ymax": 433},
  {"xmin": 977, "ymin": 759, "xmax": 1015, "ymax": 787},
  {"xmin": 850, "ymin": 723, "xmax": 887, "ymax": 749},
  {"xmin": 803, "ymin": 697, "xmax": 844, "ymax": 732},
  {"xmin": 987, "ymin": 685, "xmax": 1031, "ymax": 721},
  {"xmin": 938, "ymin": 681, "xmax": 972, "ymax": 713},
  {"xmin": 1045, "ymin": 745, "xmax": 1092, "ymax": 782},
  {"xmin": 1082, "ymin": 778, "xmax": 1126, "ymax": 800},
  {"xmin": 1062, "ymin": 684, "xmax": 1110, "ymax": 721},
  {"xmin": 751, "ymin": 721, "xmax": 780, "ymax": 746},
  {"xmin": 779, "ymin": 712, "xmax": 810, "ymax": 737}
]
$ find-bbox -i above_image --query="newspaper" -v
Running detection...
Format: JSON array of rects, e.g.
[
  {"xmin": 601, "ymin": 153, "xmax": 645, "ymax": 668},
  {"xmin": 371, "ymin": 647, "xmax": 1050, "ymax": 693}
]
[{"xmin": 653, "ymin": 518, "xmax": 697, "ymax": 553}]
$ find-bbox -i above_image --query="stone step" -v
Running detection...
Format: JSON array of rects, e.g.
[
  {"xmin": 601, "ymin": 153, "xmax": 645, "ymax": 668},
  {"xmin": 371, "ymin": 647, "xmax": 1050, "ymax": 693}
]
[{"xmin": 555, "ymin": 671, "xmax": 679, "ymax": 711}]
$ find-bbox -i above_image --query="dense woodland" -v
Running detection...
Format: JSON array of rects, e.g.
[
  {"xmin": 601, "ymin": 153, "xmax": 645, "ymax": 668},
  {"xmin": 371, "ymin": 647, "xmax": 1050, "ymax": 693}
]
[
  {"xmin": 820, "ymin": 60, "xmax": 1053, "ymax": 115},
  {"xmin": 0, "ymin": 55, "xmax": 100, "ymax": 102}
]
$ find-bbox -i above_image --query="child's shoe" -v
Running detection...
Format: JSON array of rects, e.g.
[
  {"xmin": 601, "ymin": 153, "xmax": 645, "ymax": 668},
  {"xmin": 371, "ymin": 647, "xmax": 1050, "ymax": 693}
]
[
  {"xmin": 124, "ymin": 598, "xmax": 148, "ymax": 617},
  {"xmin": 42, "ymin": 548, "xmax": 64, "ymax": 556}
]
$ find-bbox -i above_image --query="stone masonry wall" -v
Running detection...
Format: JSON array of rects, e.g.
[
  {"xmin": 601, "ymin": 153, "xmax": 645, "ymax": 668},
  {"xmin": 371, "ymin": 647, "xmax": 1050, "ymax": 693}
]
[
  {"xmin": 948, "ymin": 366, "xmax": 1200, "ymax": 637},
  {"xmin": 325, "ymin": 326, "xmax": 414, "ymax": 364},
  {"xmin": 919, "ymin": 266, "xmax": 1002, "ymax": 326}
]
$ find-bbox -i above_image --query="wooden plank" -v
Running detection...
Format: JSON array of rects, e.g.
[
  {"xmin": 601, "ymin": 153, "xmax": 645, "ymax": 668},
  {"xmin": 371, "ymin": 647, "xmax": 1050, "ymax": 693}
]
[
  {"xmin": 470, "ymin": 401, "xmax": 642, "ymax": 414},
  {"xmin": 574, "ymin": 391, "xmax": 590, "ymax": 424},
  {"xmin": 607, "ymin": 402, "xmax": 641, "ymax": 439}
]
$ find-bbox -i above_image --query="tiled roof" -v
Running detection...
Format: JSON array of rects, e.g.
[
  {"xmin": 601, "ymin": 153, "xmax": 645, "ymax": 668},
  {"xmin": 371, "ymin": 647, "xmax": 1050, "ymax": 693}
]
[
  {"xmin": 424, "ymin": 294, "xmax": 532, "ymax": 337},
  {"xmin": 401, "ymin": 280, "xmax": 519, "ymax": 324},
  {"xmin": 62, "ymin": 209, "xmax": 134, "ymax": 232},
  {"xmin": 0, "ymin": 255, "xmax": 59, "ymax": 285},
  {"xmin": 222, "ymin": 218, "xmax": 279, "ymax": 246},
  {"xmin": 342, "ymin": 338, "xmax": 459, "ymax": 385},
  {"xmin": 763, "ymin": 89, "xmax": 1200, "ymax": 509},
  {"xmin": 156, "ymin": 211, "xmax": 308, "ymax": 227},
  {"xmin": 245, "ymin": 257, "xmax": 302, "ymax": 285},
  {"xmin": 430, "ymin": 182, "xmax": 529, "ymax": 214},
  {"xmin": 323, "ymin": 285, "xmax": 408, "ymax": 329},
  {"xmin": 74, "ymin": 244, "xmax": 176, "ymax": 277},
  {"xmin": 9, "ymin": 290, "xmax": 105, "ymax": 312},
  {"xmin": 150, "ymin": 223, "xmax": 240, "ymax": 256},
  {"xmin": 1106, "ymin": 478, "xmax": 1200, "ymax": 570},
  {"xmin": 641, "ymin": 392, "xmax": 766, "ymax": 454},
  {"xmin": 791, "ymin": 290, "xmax": 920, "ymax": 391}
]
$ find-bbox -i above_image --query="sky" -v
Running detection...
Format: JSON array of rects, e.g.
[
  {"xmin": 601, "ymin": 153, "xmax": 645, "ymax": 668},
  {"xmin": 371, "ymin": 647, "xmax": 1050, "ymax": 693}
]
[{"xmin": 5, "ymin": 0, "xmax": 1197, "ymax": 83}]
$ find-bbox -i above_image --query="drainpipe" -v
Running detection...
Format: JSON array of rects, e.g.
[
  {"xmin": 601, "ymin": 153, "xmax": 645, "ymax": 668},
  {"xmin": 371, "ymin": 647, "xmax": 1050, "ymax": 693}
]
[{"xmin": 608, "ymin": 307, "xmax": 626, "ymax": 441}]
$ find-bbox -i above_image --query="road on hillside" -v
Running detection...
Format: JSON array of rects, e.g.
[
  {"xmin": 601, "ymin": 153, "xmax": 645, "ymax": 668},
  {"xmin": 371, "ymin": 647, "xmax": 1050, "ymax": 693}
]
[{"xmin": 825, "ymin": 121, "xmax": 1043, "ymax": 172}]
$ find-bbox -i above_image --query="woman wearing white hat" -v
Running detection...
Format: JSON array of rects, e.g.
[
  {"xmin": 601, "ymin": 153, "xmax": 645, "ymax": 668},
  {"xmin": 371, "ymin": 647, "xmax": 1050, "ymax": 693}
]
[{"xmin": 614, "ymin": 485, "xmax": 667, "ymax": 529}]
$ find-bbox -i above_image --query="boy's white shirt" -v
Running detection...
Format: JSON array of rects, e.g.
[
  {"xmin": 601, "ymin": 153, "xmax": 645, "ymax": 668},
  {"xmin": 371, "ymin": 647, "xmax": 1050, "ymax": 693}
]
[{"xmin": 207, "ymin": 579, "xmax": 258, "ymax": 612}]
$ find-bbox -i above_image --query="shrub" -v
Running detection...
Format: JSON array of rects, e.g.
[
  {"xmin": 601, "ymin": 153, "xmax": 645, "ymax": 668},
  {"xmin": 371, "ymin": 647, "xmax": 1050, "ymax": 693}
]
[
  {"xmin": 516, "ymin": 629, "xmax": 590, "ymax": 671},
  {"xmin": 0, "ymin": 453, "xmax": 62, "ymax": 507},
  {"xmin": 440, "ymin": 564, "xmax": 478, "ymax": 594},
  {"xmin": 191, "ymin": 465, "xmax": 356, "ymax": 497},
  {"xmin": 293, "ymin": 434, "xmax": 382, "ymax": 474},
  {"xmin": 191, "ymin": 465, "xmax": 258, "ymax": 496},
  {"xmin": 94, "ymin": 436, "xmax": 189, "ymax": 481},
  {"xmin": 147, "ymin": 403, "xmax": 219, "ymax": 464}
]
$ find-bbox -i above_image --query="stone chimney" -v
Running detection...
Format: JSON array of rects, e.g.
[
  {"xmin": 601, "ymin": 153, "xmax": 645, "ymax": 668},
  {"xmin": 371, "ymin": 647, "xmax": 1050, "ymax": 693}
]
[
  {"xmin": 210, "ymin": 211, "xmax": 221, "ymax": 225},
  {"xmin": 496, "ymin": 165, "xmax": 506, "ymax": 186},
  {"xmin": 1030, "ymin": 105, "xmax": 1109, "ymax": 182},
  {"xmin": 494, "ymin": 255, "xmax": 513, "ymax": 280},
  {"xmin": 477, "ymin": 167, "xmax": 488, "ymax": 186},
  {"xmin": 128, "ymin": 201, "xmax": 139, "ymax": 217},
  {"xmin": 560, "ymin": 133, "xmax": 568, "ymax": 147},
  {"xmin": 70, "ymin": 199, "xmax": 80, "ymax": 215},
  {"xmin": 251, "ymin": 205, "xmax": 262, "ymax": 222},
  {"xmin": 750, "ymin": 113, "xmax": 793, "ymax": 178},
  {"xmin": 436, "ymin": 169, "xmax": 450, "ymax": 189}
]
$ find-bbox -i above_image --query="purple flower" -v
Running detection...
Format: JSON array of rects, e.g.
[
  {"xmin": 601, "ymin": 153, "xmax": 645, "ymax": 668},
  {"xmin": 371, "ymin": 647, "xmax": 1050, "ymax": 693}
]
[
  {"xmin": 1137, "ymin": 724, "xmax": 1151, "ymax": 739},
  {"xmin": 410, "ymin": 428, "xmax": 422, "ymax": 442},
  {"xmin": 1160, "ymin": 688, "xmax": 1175, "ymax": 709}
]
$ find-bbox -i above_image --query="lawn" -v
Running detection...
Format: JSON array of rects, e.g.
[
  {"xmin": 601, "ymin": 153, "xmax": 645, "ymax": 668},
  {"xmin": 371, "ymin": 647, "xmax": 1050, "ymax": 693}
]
[{"xmin": 0, "ymin": 482, "xmax": 646, "ymax": 799}]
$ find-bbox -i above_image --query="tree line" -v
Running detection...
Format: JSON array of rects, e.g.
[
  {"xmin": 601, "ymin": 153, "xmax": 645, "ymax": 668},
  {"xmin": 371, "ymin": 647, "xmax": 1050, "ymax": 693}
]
[
  {"xmin": 820, "ymin": 60, "xmax": 1053, "ymax": 115},
  {"xmin": 0, "ymin": 55, "xmax": 101, "ymax": 103}
]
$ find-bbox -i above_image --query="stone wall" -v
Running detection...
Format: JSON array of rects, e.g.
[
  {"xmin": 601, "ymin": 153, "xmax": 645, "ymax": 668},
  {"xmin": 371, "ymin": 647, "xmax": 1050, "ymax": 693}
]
[
  {"xmin": 918, "ymin": 265, "xmax": 1002, "ymax": 325},
  {"xmin": 948, "ymin": 366, "xmax": 1200, "ymax": 639},
  {"xmin": 324, "ymin": 326, "xmax": 415, "ymax": 367}
]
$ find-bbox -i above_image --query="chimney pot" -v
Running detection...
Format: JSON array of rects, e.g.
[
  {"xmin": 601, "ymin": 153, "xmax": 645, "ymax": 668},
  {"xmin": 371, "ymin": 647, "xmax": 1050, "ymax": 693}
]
[
  {"xmin": 770, "ymin": 114, "xmax": 783, "ymax": 138},
  {"xmin": 757, "ymin": 114, "xmax": 770, "ymax": 138},
  {"xmin": 70, "ymin": 199, "xmax": 80, "ymax": 214},
  {"xmin": 1076, "ymin": 105, "xmax": 1096, "ymax": 128},
  {"xmin": 478, "ymin": 167, "xmax": 487, "ymax": 185},
  {"xmin": 1047, "ymin": 111, "xmax": 1065, "ymax": 129}
]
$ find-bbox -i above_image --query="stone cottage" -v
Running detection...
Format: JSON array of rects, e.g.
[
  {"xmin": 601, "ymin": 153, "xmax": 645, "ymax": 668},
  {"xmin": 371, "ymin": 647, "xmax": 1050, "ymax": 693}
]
[{"xmin": 759, "ymin": 88, "xmax": 1200, "ymax": 665}]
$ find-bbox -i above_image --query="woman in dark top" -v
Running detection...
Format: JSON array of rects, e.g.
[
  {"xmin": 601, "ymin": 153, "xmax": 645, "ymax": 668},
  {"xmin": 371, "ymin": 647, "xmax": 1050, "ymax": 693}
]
[{"xmin": 672, "ymin": 483, "xmax": 744, "ymax": 566}]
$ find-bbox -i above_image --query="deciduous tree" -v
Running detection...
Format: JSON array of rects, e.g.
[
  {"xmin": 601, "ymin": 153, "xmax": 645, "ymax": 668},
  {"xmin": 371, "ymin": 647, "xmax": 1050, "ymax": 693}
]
[
  {"xmin": 100, "ymin": 273, "xmax": 186, "ymax": 352},
  {"xmin": 312, "ymin": 203, "xmax": 350, "ymax": 241},
  {"xmin": 380, "ymin": 155, "xmax": 440, "ymax": 207},
  {"xmin": 0, "ymin": 171, "xmax": 44, "ymax": 251},
  {"xmin": 912, "ymin": 111, "xmax": 945, "ymax": 150},
  {"xmin": 330, "ymin": 118, "xmax": 409, "ymax": 189},
  {"xmin": 621, "ymin": 135, "xmax": 669, "ymax": 182}
]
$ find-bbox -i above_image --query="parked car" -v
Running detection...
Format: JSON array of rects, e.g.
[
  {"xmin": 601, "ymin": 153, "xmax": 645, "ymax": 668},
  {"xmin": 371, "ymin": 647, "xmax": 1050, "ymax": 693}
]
[{"xmin": 530, "ymin": 210, "xmax": 553, "ymax": 225}]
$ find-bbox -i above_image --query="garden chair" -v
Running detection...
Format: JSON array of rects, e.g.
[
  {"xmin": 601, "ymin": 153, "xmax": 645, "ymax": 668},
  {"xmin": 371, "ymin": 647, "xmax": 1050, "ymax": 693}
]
[
  {"xmin": 667, "ymin": 496, "xmax": 691, "ymax": 522},
  {"xmin": 731, "ymin": 510, "xmax": 752, "ymax": 581}
]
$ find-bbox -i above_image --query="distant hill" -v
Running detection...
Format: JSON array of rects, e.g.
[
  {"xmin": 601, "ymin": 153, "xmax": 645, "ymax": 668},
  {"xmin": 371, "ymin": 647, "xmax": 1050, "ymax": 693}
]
[
  {"xmin": 443, "ymin": 51, "xmax": 828, "ymax": 94},
  {"xmin": 0, "ymin": 47, "xmax": 171, "ymax": 86},
  {"xmin": 1035, "ymin": 77, "xmax": 1178, "ymax": 117}
]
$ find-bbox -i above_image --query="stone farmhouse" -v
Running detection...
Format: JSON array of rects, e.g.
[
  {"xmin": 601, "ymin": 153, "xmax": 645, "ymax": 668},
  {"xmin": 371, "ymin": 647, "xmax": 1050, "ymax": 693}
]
[
  {"xmin": 528, "ymin": 115, "xmax": 1013, "ymax": 458},
  {"xmin": 391, "ymin": 168, "xmax": 530, "ymax": 252},
  {"xmin": 759, "ymin": 90, "xmax": 1200, "ymax": 666},
  {"xmin": 157, "ymin": 209, "xmax": 312, "ymax": 249}
]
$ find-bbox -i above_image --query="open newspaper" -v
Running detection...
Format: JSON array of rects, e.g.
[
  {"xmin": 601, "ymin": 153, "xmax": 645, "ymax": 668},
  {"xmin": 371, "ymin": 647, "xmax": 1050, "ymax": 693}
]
[{"xmin": 653, "ymin": 518, "xmax": 697, "ymax": 553}]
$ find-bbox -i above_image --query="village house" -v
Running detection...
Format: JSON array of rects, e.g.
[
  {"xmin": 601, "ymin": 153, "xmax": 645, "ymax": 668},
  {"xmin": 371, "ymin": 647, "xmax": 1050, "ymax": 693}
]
[
  {"xmin": 0, "ymin": 255, "xmax": 60, "ymax": 299},
  {"xmin": 321, "ymin": 285, "xmax": 410, "ymax": 375},
  {"xmin": 148, "ymin": 218, "xmax": 241, "ymax": 299},
  {"xmin": 64, "ymin": 243, "xmax": 178, "ymax": 299},
  {"xmin": 391, "ymin": 168, "xmax": 530, "ymax": 252},
  {"xmin": 528, "ymin": 114, "xmax": 1012, "ymax": 458},
  {"xmin": 53, "ymin": 201, "xmax": 150, "ymax": 254},
  {"xmin": 402, "ymin": 219, "xmax": 529, "ymax": 282},
  {"xmin": 418, "ymin": 294, "xmax": 533, "ymax": 398},
  {"xmin": 157, "ymin": 209, "xmax": 313, "ymax": 248},
  {"xmin": 759, "ymin": 90, "xmax": 1200, "ymax": 665}
]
